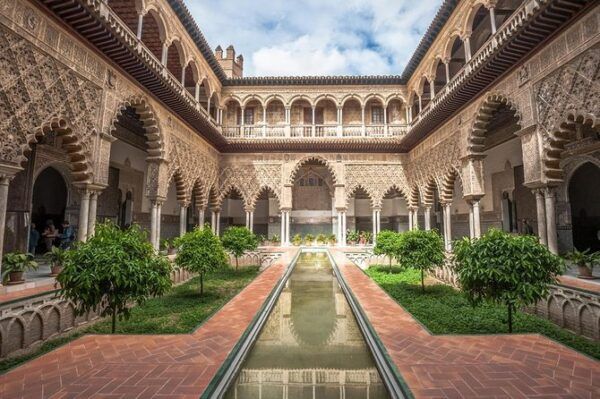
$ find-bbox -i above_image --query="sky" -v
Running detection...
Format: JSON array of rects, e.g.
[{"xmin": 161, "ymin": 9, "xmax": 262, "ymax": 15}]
[{"xmin": 187, "ymin": 0, "xmax": 444, "ymax": 77}]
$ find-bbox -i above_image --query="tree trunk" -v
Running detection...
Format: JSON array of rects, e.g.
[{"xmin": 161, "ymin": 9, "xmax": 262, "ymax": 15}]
[
  {"xmin": 389, "ymin": 257, "xmax": 392, "ymax": 274},
  {"xmin": 200, "ymin": 272, "xmax": 204, "ymax": 296},
  {"xmin": 235, "ymin": 256, "xmax": 239, "ymax": 270},
  {"xmin": 507, "ymin": 303, "xmax": 513, "ymax": 333},
  {"xmin": 111, "ymin": 305, "xmax": 117, "ymax": 334},
  {"xmin": 421, "ymin": 269, "xmax": 425, "ymax": 293}
]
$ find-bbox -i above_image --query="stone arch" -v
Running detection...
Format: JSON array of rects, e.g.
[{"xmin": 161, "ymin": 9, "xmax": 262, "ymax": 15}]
[
  {"xmin": 42, "ymin": 305, "xmax": 62, "ymax": 339},
  {"xmin": 467, "ymin": 93, "xmax": 522, "ymax": 157},
  {"xmin": 382, "ymin": 183, "xmax": 410, "ymax": 203},
  {"xmin": 217, "ymin": 184, "xmax": 248, "ymax": 209},
  {"xmin": 346, "ymin": 184, "xmax": 376, "ymax": 208},
  {"xmin": 561, "ymin": 156, "xmax": 600, "ymax": 203},
  {"xmin": 167, "ymin": 169, "xmax": 189, "ymax": 204},
  {"xmin": 288, "ymin": 95, "xmax": 314, "ymax": 108},
  {"xmin": 461, "ymin": 0, "xmax": 489, "ymax": 36},
  {"xmin": 421, "ymin": 177, "xmax": 441, "ymax": 206},
  {"xmin": 384, "ymin": 93, "xmax": 407, "ymax": 108},
  {"xmin": 241, "ymin": 94, "xmax": 265, "ymax": 108},
  {"xmin": 287, "ymin": 155, "xmax": 338, "ymax": 185},
  {"xmin": 190, "ymin": 178, "xmax": 208, "ymax": 209},
  {"xmin": 562, "ymin": 299, "xmax": 579, "ymax": 332},
  {"xmin": 223, "ymin": 95, "xmax": 243, "ymax": 109},
  {"xmin": 264, "ymin": 94, "xmax": 286, "ymax": 108},
  {"xmin": 140, "ymin": 6, "xmax": 168, "ymax": 60},
  {"xmin": 314, "ymin": 94, "xmax": 339, "ymax": 107},
  {"xmin": 249, "ymin": 186, "xmax": 281, "ymax": 210},
  {"xmin": 408, "ymin": 185, "xmax": 421, "ymax": 208},
  {"xmin": 6, "ymin": 318, "xmax": 25, "ymax": 354},
  {"xmin": 108, "ymin": 96, "xmax": 165, "ymax": 161},
  {"xmin": 439, "ymin": 168, "xmax": 462, "ymax": 203},
  {"xmin": 340, "ymin": 94, "xmax": 364, "ymax": 108}
]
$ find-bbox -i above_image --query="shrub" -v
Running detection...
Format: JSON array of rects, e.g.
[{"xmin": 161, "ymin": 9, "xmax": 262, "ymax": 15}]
[
  {"xmin": 454, "ymin": 228, "xmax": 565, "ymax": 333},
  {"xmin": 221, "ymin": 227, "xmax": 258, "ymax": 270},
  {"xmin": 316, "ymin": 233, "xmax": 327, "ymax": 245},
  {"xmin": 175, "ymin": 226, "xmax": 227, "ymax": 295},
  {"xmin": 304, "ymin": 233, "xmax": 315, "ymax": 245},
  {"xmin": 57, "ymin": 222, "xmax": 172, "ymax": 333},
  {"xmin": 2, "ymin": 252, "xmax": 38, "ymax": 283},
  {"xmin": 363, "ymin": 231, "xmax": 373, "ymax": 244},
  {"xmin": 256, "ymin": 234, "xmax": 267, "ymax": 246},
  {"xmin": 292, "ymin": 234, "xmax": 303, "ymax": 246},
  {"xmin": 328, "ymin": 233, "xmax": 337, "ymax": 245},
  {"xmin": 397, "ymin": 229, "xmax": 445, "ymax": 293},
  {"xmin": 270, "ymin": 234, "xmax": 280, "ymax": 244},
  {"xmin": 374, "ymin": 230, "xmax": 401, "ymax": 273},
  {"xmin": 347, "ymin": 230, "xmax": 359, "ymax": 244}
]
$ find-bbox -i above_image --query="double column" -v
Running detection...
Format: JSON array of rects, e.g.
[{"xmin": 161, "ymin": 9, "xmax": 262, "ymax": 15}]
[
  {"xmin": 179, "ymin": 201, "xmax": 189, "ymax": 237},
  {"xmin": 467, "ymin": 197, "xmax": 482, "ymax": 239},
  {"xmin": 408, "ymin": 207, "xmax": 419, "ymax": 230},
  {"xmin": 441, "ymin": 203, "xmax": 452, "ymax": 251},
  {"xmin": 211, "ymin": 208, "xmax": 221, "ymax": 236},
  {"xmin": 280, "ymin": 209, "xmax": 291, "ymax": 246},
  {"xmin": 245, "ymin": 207, "xmax": 254, "ymax": 232},
  {"xmin": 533, "ymin": 187, "xmax": 558, "ymax": 254},
  {"xmin": 76, "ymin": 185, "xmax": 104, "ymax": 242},
  {"xmin": 0, "ymin": 169, "xmax": 18, "ymax": 280},
  {"xmin": 371, "ymin": 207, "xmax": 381, "ymax": 245},
  {"xmin": 423, "ymin": 206, "xmax": 432, "ymax": 230},
  {"xmin": 149, "ymin": 198, "xmax": 164, "ymax": 250},
  {"xmin": 337, "ymin": 208, "xmax": 347, "ymax": 247}
]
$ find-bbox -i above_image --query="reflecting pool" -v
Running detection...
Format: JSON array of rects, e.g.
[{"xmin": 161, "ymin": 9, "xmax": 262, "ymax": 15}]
[{"xmin": 224, "ymin": 251, "xmax": 390, "ymax": 399}]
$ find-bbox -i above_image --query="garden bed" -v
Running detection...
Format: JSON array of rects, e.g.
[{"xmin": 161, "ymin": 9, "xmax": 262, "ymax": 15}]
[
  {"xmin": 0, "ymin": 266, "xmax": 260, "ymax": 373},
  {"xmin": 365, "ymin": 265, "xmax": 600, "ymax": 359}
]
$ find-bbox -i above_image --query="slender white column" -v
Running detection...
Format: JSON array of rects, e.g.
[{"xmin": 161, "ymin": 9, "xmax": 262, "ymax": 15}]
[
  {"xmin": 155, "ymin": 202, "xmax": 162, "ymax": 248},
  {"xmin": 215, "ymin": 211, "xmax": 221, "ymax": 236},
  {"xmin": 444, "ymin": 61, "xmax": 450, "ymax": 83},
  {"xmin": 376, "ymin": 210, "xmax": 381, "ymax": 235},
  {"xmin": 198, "ymin": 208, "xmax": 205, "ymax": 228},
  {"xmin": 361, "ymin": 106, "xmax": 366, "ymax": 136},
  {"xmin": 337, "ymin": 211, "xmax": 343, "ymax": 246},
  {"xmin": 312, "ymin": 106, "xmax": 316, "ymax": 137},
  {"xmin": 136, "ymin": 13, "xmax": 144, "ymax": 39},
  {"xmin": 372, "ymin": 209, "xmax": 377, "ymax": 242},
  {"xmin": 408, "ymin": 209, "xmax": 413, "ymax": 230},
  {"xmin": 179, "ymin": 204, "xmax": 187, "ymax": 236},
  {"xmin": 544, "ymin": 187, "xmax": 558, "ymax": 254},
  {"xmin": 418, "ymin": 95, "xmax": 422, "ymax": 113},
  {"xmin": 250, "ymin": 212, "xmax": 254, "ymax": 233},
  {"xmin": 424, "ymin": 206, "xmax": 431, "ymax": 230},
  {"xmin": 468, "ymin": 202, "xmax": 475, "ymax": 238},
  {"xmin": 413, "ymin": 208, "xmax": 419, "ymax": 230},
  {"xmin": 443, "ymin": 203, "xmax": 452, "ymax": 251},
  {"xmin": 150, "ymin": 201, "xmax": 158, "ymax": 249},
  {"xmin": 472, "ymin": 199, "xmax": 481, "ymax": 238},
  {"xmin": 211, "ymin": 210, "xmax": 218, "ymax": 234},
  {"xmin": 0, "ymin": 175, "xmax": 13, "ymax": 279},
  {"xmin": 337, "ymin": 107, "xmax": 343, "ymax": 137},
  {"xmin": 489, "ymin": 7, "xmax": 497, "ymax": 33},
  {"xmin": 77, "ymin": 189, "xmax": 91, "ymax": 242},
  {"xmin": 534, "ymin": 189, "xmax": 547, "ymax": 246},
  {"xmin": 161, "ymin": 43, "xmax": 168, "ymax": 65},
  {"xmin": 195, "ymin": 82, "xmax": 200, "ymax": 102},
  {"xmin": 341, "ymin": 211, "xmax": 347, "ymax": 246},
  {"xmin": 464, "ymin": 36, "xmax": 472, "ymax": 61},
  {"xmin": 429, "ymin": 80, "xmax": 435, "ymax": 99},
  {"xmin": 280, "ymin": 211, "xmax": 286, "ymax": 247},
  {"xmin": 180, "ymin": 66, "xmax": 186, "ymax": 87},
  {"xmin": 87, "ymin": 191, "xmax": 98, "ymax": 238},
  {"xmin": 285, "ymin": 211, "xmax": 291, "ymax": 245}
]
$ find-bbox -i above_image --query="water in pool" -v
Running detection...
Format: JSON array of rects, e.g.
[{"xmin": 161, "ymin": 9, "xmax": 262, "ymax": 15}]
[{"xmin": 224, "ymin": 251, "xmax": 390, "ymax": 399}]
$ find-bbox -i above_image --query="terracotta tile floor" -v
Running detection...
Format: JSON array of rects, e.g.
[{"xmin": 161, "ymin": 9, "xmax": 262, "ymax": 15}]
[
  {"xmin": 0, "ymin": 249, "xmax": 297, "ymax": 399},
  {"xmin": 330, "ymin": 250, "xmax": 600, "ymax": 399}
]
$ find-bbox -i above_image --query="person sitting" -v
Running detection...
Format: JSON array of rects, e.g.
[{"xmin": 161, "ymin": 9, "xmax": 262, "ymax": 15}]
[
  {"xmin": 59, "ymin": 220, "xmax": 75, "ymax": 249},
  {"xmin": 42, "ymin": 220, "xmax": 58, "ymax": 251},
  {"xmin": 29, "ymin": 223, "xmax": 40, "ymax": 255}
]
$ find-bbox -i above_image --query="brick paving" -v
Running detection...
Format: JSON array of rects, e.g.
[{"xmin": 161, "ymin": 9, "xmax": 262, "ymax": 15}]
[
  {"xmin": 0, "ymin": 249, "xmax": 297, "ymax": 399},
  {"xmin": 330, "ymin": 250, "xmax": 600, "ymax": 399}
]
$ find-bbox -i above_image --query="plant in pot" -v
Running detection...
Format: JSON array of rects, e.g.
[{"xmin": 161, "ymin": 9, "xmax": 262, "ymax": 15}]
[
  {"xmin": 363, "ymin": 231, "xmax": 373, "ymax": 245},
  {"xmin": 256, "ymin": 234, "xmax": 266, "ymax": 246},
  {"xmin": 270, "ymin": 234, "xmax": 280, "ymax": 245},
  {"xmin": 1, "ymin": 252, "xmax": 38, "ymax": 285},
  {"xmin": 160, "ymin": 238, "xmax": 177, "ymax": 255},
  {"xmin": 328, "ymin": 233, "xmax": 337, "ymax": 246},
  {"xmin": 316, "ymin": 233, "xmax": 327, "ymax": 245},
  {"xmin": 45, "ymin": 246, "xmax": 67, "ymax": 276},
  {"xmin": 304, "ymin": 233, "xmax": 315, "ymax": 246},
  {"xmin": 566, "ymin": 249, "xmax": 598, "ymax": 279},
  {"xmin": 292, "ymin": 234, "xmax": 303, "ymax": 246},
  {"xmin": 347, "ymin": 230, "xmax": 359, "ymax": 245}
]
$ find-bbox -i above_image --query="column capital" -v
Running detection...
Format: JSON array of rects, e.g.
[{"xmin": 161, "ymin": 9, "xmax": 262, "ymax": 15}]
[
  {"xmin": 0, "ymin": 164, "xmax": 22, "ymax": 182},
  {"xmin": 179, "ymin": 200, "xmax": 191, "ymax": 208},
  {"xmin": 335, "ymin": 207, "xmax": 347, "ymax": 213}
]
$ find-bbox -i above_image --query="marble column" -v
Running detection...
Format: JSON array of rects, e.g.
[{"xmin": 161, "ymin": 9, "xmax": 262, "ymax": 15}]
[
  {"xmin": 413, "ymin": 207, "xmax": 419, "ymax": 230},
  {"xmin": 443, "ymin": 203, "xmax": 452, "ymax": 251},
  {"xmin": 285, "ymin": 210, "xmax": 291, "ymax": 245},
  {"xmin": 341, "ymin": 211, "xmax": 347, "ymax": 246},
  {"xmin": 280, "ymin": 211, "xmax": 286, "ymax": 247},
  {"xmin": 136, "ymin": 13, "xmax": 144, "ymax": 39},
  {"xmin": 472, "ymin": 199, "xmax": 481, "ymax": 238},
  {"xmin": 198, "ymin": 208, "xmax": 205, "ymax": 228},
  {"xmin": 468, "ymin": 202, "xmax": 475, "ymax": 238},
  {"xmin": 155, "ymin": 202, "xmax": 163, "ymax": 248},
  {"xmin": 0, "ymin": 174, "xmax": 14, "ymax": 280},
  {"xmin": 489, "ymin": 6, "xmax": 497, "ymax": 33},
  {"xmin": 372, "ymin": 208, "xmax": 377, "ymax": 243},
  {"xmin": 424, "ymin": 206, "xmax": 431, "ymax": 230},
  {"xmin": 544, "ymin": 187, "xmax": 558, "ymax": 254},
  {"xmin": 150, "ymin": 201, "xmax": 158, "ymax": 249},
  {"xmin": 179, "ymin": 203, "xmax": 187, "ymax": 236},
  {"xmin": 77, "ymin": 189, "xmax": 91, "ymax": 242},
  {"xmin": 534, "ymin": 189, "xmax": 547, "ymax": 246},
  {"xmin": 87, "ymin": 190, "xmax": 99, "ymax": 238},
  {"xmin": 211, "ymin": 209, "xmax": 219, "ymax": 235},
  {"xmin": 250, "ymin": 211, "xmax": 254, "ymax": 233}
]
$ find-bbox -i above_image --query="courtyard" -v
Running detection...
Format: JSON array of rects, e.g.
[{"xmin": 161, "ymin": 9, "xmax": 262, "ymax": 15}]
[{"xmin": 1, "ymin": 0, "xmax": 600, "ymax": 397}]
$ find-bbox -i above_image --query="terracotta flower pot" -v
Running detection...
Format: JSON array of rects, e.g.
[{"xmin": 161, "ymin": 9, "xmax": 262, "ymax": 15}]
[
  {"xmin": 50, "ymin": 264, "xmax": 63, "ymax": 277},
  {"xmin": 577, "ymin": 264, "xmax": 594, "ymax": 279},
  {"xmin": 8, "ymin": 271, "xmax": 24, "ymax": 284}
]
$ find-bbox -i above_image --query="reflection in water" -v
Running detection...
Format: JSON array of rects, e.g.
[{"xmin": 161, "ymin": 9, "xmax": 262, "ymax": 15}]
[{"xmin": 225, "ymin": 252, "xmax": 390, "ymax": 399}]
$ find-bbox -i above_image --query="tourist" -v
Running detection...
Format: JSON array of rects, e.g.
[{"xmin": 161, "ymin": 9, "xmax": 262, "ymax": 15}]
[
  {"xmin": 28, "ymin": 223, "xmax": 40, "ymax": 255},
  {"xmin": 522, "ymin": 218, "xmax": 534, "ymax": 235},
  {"xmin": 59, "ymin": 220, "xmax": 75, "ymax": 249},
  {"xmin": 42, "ymin": 220, "xmax": 58, "ymax": 251}
]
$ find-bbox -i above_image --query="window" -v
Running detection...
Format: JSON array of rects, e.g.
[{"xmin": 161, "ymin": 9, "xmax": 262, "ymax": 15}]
[
  {"xmin": 244, "ymin": 108, "xmax": 255, "ymax": 125},
  {"xmin": 371, "ymin": 106, "xmax": 384, "ymax": 124}
]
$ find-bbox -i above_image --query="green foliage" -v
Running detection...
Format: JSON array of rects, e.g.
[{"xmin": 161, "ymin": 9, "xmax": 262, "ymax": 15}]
[
  {"xmin": 373, "ymin": 230, "xmax": 402, "ymax": 273},
  {"xmin": 316, "ymin": 233, "xmax": 327, "ymax": 244},
  {"xmin": 1, "ymin": 252, "xmax": 38, "ymax": 282},
  {"xmin": 270, "ymin": 234, "xmax": 280, "ymax": 244},
  {"xmin": 256, "ymin": 234, "xmax": 267, "ymax": 245},
  {"xmin": 304, "ymin": 233, "xmax": 315, "ymax": 245},
  {"xmin": 292, "ymin": 234, "xmax": 303, "ymax": 246},
  {"xmin": 362, "ymin": 231, "xmax": 372, "ymax": 244},
  {"xmin": 454, "ymin": 228, "xmax": 565, "ymax": 333},
  {"xmin": 347, "ymin": 230, "xmax": 359, "ymax": 243},
  {"xmin": 328, "ymin": 233, "xmax": 337, "ymax": 245},
  {"xmin": 396, "ymin": 229, "xmax": 444, "ymax": 292},
  {"xmin": 565, "ymin": 248, "xmax": 599, "ymax": 270},
  {"xmin": 366, "ymin": 266, "xmax": 600, "ymax": 359},
  {"xmin": 221, "ymin": 227, "xmax": 258, "ymax": 270},
  {"xmin": 57, "ymin": 222, "xmax": 172, "ymax": 333},
  {"xmin": 175, "ymin": 226, "xmax": 227, "ymax": 294},
  {"xmin": 44, "ymin": 246, "xmax": 67, "ymax": 267},
  {"xmin": 160, "ymin": 238, "xmax": 175, "ymax": 252}
]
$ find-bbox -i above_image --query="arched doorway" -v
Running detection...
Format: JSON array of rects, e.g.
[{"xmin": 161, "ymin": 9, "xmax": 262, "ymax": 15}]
[
  {"xmin": 568, "ymin": 162, "xmax": 600, "ymax": 252},
  {"xmin": 31, "ymin": 167, "xmax": 68, "ymax": 253},
  {"xmin": 291, "ymin": 160, "xmax": 334, "ymax": 236}
]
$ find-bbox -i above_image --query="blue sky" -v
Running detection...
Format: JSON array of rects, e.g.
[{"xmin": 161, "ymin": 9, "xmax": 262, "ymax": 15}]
[{"xmin": 187, "ymin": 0, "xmax": 443, "ymax": 76}]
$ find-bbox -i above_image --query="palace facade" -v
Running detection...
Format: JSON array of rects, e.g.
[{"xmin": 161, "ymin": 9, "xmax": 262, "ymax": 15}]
[{"xmin": 0, "ymin": 0, "xmax": 598, "ymax": 264}]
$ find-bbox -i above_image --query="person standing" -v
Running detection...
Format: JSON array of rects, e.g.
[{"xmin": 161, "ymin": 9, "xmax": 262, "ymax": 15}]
[
  {"xmin": 522, "ymin": 218, "xmax": 534, "ymax": 235},
  {"xmin": 29, "ymin": 223, "xmax": 40, "ymax": 255},
  {"xmin": 42, "ymin": 220, "xmax": 58, "ymax": 251},
  {"xmin": 59, "ymin": 220, "xmax": 75, "ymax": 249}
]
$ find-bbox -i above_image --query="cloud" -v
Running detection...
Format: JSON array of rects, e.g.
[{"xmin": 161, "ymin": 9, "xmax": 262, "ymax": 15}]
[{"xmin": 187, "ymin": 0, "xmax": 442, "ymax": 76}]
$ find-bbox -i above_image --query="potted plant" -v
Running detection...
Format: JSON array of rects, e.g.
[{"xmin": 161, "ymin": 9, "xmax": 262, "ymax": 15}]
[
  {"xmin": 347, "ymin": 230, "xmax": 359, "ymax": 245},
  {"xmin": 2, "ymin": 252, "xmax": 38, "ymax": 285},
  {"xmin": 270, "ymin": 234, "xmax": 280, "ymax": 245},
  {"xmin": 316, "ymin": 233, "xmax": 327, "ymax": 245},
  {"xmin": 160, "ymin": 238, "xmax": 176, "ymax": 255},
  {"xmin": 45, "ymin": 246, "xmax": 67, "ymax": 276},
  {"xmin": 256, "ymin": 234, "xmax": 267, "ymax": 246},
  {"xmin": 304, "ymin": 233, "xmax": 315, "ymax": 246},
  {"xmin": 566, "ymin": 249, "xmax": 598, "ymax": 279},
  {"xmin": 292, "ymin": 234, "xmax": 303, "ymax": 246},
  {"xmin": 328, "ymin": 234, "xmax": 337, "ymax": 246},
  {"xmin": 363, "ymin": 231, "xmax": 373, "ymax": 245}
]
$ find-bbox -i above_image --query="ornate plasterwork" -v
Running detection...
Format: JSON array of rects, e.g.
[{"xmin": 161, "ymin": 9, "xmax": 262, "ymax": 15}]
[
  {"xmin": 0, "ymin": 25, "xmax": 102, "ymax": 182},
  {"xmin": 344, "ymin": 164, "xmax": 409, "ymax": 208},
  {"xmin": 216, "ymin": 163, "xmax": 282, "ymax": 209}
]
